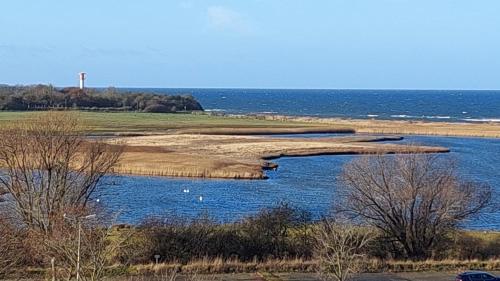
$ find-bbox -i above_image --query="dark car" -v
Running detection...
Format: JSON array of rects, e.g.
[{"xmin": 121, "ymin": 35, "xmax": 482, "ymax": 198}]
[{"xmin": 456, "ymin": 271, "xmax": 499, "ymax": 281}]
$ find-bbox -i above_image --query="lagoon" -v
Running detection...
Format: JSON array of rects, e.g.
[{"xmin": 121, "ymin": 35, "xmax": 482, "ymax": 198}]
[{"xmin": 97, "ymin": 135, "xmax": 500, "ymax": 230}]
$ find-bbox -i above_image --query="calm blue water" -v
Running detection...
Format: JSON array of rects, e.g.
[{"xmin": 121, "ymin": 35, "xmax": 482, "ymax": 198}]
[
  {"xmin": 125, "ymin": 88, "xmax": 500, "ymax": 122},
  {"xmin": 100, "ymin": 89, "xmax": 500, "ymax": 229},
  {"xmin": 97, "ymin": 135, "xmax": 500, "ymax": 230}
]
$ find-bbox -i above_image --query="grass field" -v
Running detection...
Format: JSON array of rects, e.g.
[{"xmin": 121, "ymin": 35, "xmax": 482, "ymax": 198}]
[
  {"xmin": 1, "ymin": 111, "xmax": 498, "ymax": 137},
  {"xmin": 0, "ymin": 111, "xmax": 331, "ymax": 134}
]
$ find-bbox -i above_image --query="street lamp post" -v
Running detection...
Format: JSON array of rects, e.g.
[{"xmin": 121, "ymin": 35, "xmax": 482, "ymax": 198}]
[{"xmin": 64, "ymin": 214, "xmax": 96, "ymax": 281}]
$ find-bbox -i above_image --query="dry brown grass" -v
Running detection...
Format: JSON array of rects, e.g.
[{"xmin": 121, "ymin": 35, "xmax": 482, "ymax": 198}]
[
  {"xmin": 127, "ymin": 258, "xmax": 500, "ymax": 275},
  {"xmin": 259, "ymin": 115, "xmax": 500, "ymax": 138},
  {"xmin": 108, "ymin": 134, "xmax": 449, "ymax": 179},
  {"xmin": 365, "ymin": 259, "xmax": 500, "ymax": 273},
  {"xmin": 130, "ymin": 258, "xmax": 317, "ymax": 275},
  {"xmin": 6, "ymin": 258, "xmax": 499, "ymax": 280},
  {"xmin": 174, "ymin": 127, "xmax": 355, "ymax": 135}
]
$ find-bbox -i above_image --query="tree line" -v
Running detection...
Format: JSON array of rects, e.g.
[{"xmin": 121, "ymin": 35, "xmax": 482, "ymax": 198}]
[
  {"xmin": 0, "ymin": 85, "xmax": 203, "ymax": 112},
  {"xmin": 0, "ymin": 111, "xmax": 495, "ymax": 281}
]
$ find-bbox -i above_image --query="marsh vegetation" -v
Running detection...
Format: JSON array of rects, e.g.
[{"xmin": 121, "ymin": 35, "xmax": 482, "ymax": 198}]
[{"xmin": 0, "ymin": 112, "xmax": 497, "ymax": 281}]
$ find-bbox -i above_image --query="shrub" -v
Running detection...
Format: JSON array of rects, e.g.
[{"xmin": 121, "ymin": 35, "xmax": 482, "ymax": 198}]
[{"xmin": 116, "ymin": 204, "xmax": 314, "ymax": 264}]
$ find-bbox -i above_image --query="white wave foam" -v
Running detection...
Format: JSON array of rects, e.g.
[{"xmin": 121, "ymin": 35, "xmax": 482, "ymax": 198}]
[
  {"xmin": 463, "ymin": 118, "xmax": 500, "ymax": 123},
  {"xmin": 205, "ymin": 109, "xmax": 226, "ymax": 112},
  {"xmin": 367, "ymin": 114, "xmax": 379, "ymax": 117},
  {"xmin": 390, "ymin": 115, "xmax": 453, "ymax": 120},
  {"xmin": 425, "ymin": 116, "xmax": 451, "ymax": 119}
]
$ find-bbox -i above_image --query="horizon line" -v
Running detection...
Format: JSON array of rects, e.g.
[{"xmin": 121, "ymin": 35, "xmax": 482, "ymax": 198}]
[{"xmin": 2, "ymin": 83, "xmax": 500, "ymax": 92}]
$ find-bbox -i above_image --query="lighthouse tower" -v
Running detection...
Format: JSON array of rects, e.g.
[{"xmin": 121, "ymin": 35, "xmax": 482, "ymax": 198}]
[{"xmin": 79, "ymin": 72, "xmax": 86, "ymax": 89}]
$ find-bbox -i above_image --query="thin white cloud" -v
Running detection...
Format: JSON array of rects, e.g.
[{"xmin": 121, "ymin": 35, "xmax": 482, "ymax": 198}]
[{"xmin": 207, "ymin": 5, "xmax": 252, "ymax": 34}]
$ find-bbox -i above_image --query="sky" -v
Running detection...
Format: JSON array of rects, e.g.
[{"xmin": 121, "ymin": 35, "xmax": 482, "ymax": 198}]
[{"xmin": 0, "ymin": 0, "xmax": 499, "ymax": 89}]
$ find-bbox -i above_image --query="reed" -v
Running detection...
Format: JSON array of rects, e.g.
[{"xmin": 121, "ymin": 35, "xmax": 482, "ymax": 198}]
[
  {"xmin": 260, "ymin": 115, "xmax": 500, "ymax": 138},
  {"xmin": 110, "ymin": 134, "xmax": 448, "ymax": 179},
  {"xmin": 113, "ymin": 166, "xmax": 265, "ymax": 180},
  {"xmin": 126, "ymin": 258, "xmax": 500, "ymax": 275},
  {"xmin": 8, "ymin": 258, "xmax": 500, "ymax": 279}
]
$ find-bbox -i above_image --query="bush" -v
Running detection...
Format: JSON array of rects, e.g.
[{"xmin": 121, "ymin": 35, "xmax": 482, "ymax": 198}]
[
  {"xmin": 111, "ymin": 205, "xmax": 499, "ymax": 266},
  {"xmin": 143, "ymin": 104, "xmax": 173, "ymax": 113},
  {"xmin": 115, "ymin": 204, "xmax": 314, "ymax": 264}
]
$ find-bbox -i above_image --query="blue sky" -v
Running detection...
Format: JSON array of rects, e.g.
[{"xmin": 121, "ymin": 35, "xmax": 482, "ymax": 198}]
[{"xmin": 0, "ymin": 0, "xmax": 499, "ymax": 89}]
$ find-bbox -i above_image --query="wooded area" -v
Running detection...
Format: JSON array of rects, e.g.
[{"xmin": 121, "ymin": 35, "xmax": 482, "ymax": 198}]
[{"xmin": 0, "ymin": 85, "xmax": 203, "ymax": 112}]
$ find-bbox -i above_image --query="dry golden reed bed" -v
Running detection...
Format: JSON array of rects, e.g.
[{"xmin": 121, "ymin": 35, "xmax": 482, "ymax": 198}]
[
  {"xmin": 257, "ymin": 115, "xmax": 500, "ymax": 138},
  {"xmin": 110, "ymin": 134, "xmax": 448, "ymax": 179},
  {"xmin": 17, "ymin": 258, "xmax": 500, "ymax": 278},
  {"xmin": 0, "ymin": 111, "xmax": 464, "ymax": 179},
  {"xmin": 124, "ymin": 258, "xmax": 500, "ymax": 275}
]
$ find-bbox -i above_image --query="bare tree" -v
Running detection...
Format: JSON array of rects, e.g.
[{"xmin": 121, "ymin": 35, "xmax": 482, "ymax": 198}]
[
  {"xmin": 338, "ymin": 153, "xmax": 492, "ymax": 259},
  {"xmin": 314, "ymin": 219, "xmax": 374, "ymax": 281},
  {"xmin": 0, "ymin": 111, "xmax": 122, "ymax": 233}
]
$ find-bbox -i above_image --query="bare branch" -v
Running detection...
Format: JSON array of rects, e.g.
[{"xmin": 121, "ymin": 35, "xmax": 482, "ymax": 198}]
[
  {"xmin": 314, "ymin": 219, "xmax": 375, "ymax": 281},
  {"xmin": 0, "ymin": 111, "xmax": 122, "ymax": 233},
  {"xmin": 336, "ymin": 152, "xmax": 492, "ymax": 259}
]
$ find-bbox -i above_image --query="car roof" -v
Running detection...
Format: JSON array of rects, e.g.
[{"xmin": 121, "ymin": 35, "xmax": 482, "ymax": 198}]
[{"xmin": 460, "ymin": 271, "xmax": 493, "ymax": 276}]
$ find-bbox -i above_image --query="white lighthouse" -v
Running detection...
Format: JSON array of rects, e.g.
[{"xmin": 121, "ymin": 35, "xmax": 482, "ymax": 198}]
[{"xmin": 79, "ymin": 72, "xmax": 86, "ymax": 89}]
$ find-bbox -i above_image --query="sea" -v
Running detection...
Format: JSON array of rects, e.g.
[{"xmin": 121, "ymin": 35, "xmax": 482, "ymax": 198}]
[
  {"xmin": 98, "ymin": 89, "xmax": 500, "ymax": 229},
  {"xmin": 127, "ymin": 88, "xmax": 500, "ymax": 122}
]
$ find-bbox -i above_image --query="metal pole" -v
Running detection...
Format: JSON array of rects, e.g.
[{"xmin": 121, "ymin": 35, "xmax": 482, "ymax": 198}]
[
  {"xmin": 63, "ymin": 213, "xmax": 94, "ymax": 281},
  {"xmin": 76, "ymin": 220, "xmax": 81, "ymax": 281},
  {"xmin": 51, "ymin": 257, "xmax": 56, "ymax": 281}
]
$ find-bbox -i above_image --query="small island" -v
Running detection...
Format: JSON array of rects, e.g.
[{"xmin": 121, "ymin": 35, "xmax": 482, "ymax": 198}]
[{"xmin": 109, "ymin": 133, "xmax": 449, "ymax": 179}]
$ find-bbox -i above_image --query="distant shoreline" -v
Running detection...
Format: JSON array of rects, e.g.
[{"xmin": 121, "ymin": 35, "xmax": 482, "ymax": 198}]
[{"xmin": 223, "ymin": 113, "xmax": 500, "ymax": 138}]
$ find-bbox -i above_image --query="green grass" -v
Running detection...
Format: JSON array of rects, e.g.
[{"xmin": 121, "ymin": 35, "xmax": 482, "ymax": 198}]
[{"xmin": 0, "ymin": 111, "xmax": 319, "ymax": 133}]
